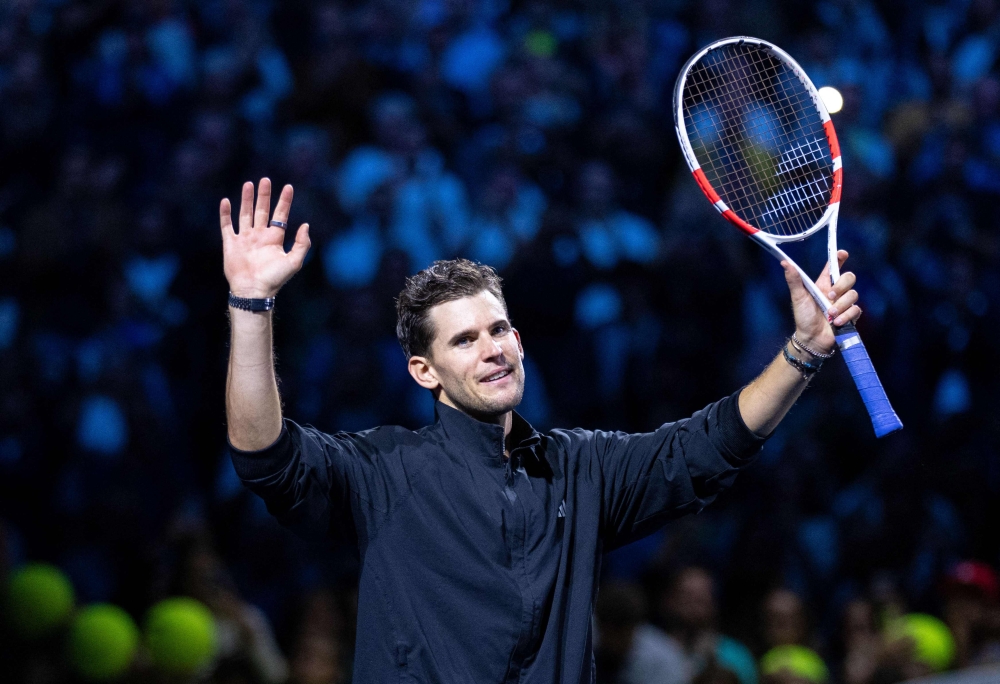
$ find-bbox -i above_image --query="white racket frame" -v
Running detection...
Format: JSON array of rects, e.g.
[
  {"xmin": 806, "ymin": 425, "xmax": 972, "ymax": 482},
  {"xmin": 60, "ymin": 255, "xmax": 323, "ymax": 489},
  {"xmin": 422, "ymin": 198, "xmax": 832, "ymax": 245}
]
[{"xmin": 673, "ymin": 36, "xmax": 844, "ymax": 315}]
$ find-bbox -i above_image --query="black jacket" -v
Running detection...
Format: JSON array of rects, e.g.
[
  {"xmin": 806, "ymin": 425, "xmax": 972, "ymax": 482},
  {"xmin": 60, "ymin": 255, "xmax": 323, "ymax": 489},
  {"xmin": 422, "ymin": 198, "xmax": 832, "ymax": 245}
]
[{"xmin": 229, "ymin": 390, "xmax": 765, "ymax": 683}]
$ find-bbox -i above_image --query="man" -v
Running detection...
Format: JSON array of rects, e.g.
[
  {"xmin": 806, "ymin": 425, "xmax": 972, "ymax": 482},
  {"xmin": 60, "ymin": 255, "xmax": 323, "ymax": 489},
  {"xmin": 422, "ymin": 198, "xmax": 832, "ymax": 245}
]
[
  {"xmin": 220, "ymin": 179, "xmax": 861, "ymax": 683},
  {"xmin": 656, "ymin": 567, "xmax": 757, "ymax": 684},
  {"xmin": 594, "ymin": 582, "xmax": 691, "ymax": 684}
]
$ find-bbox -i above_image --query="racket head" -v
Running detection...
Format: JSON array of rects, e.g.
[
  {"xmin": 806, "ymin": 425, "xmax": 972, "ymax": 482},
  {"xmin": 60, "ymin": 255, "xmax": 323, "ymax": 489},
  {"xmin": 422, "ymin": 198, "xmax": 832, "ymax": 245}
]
[{"xmin": 674, "ymin": 37, "xmax": 842, "ymax": 240}]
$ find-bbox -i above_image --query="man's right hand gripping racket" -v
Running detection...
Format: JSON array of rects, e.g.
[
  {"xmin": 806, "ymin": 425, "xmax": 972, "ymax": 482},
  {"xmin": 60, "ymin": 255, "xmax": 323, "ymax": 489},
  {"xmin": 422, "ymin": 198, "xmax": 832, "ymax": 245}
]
[{"xmin": 673, "ymin": 36, "xmax": 902, "ymax": 438}]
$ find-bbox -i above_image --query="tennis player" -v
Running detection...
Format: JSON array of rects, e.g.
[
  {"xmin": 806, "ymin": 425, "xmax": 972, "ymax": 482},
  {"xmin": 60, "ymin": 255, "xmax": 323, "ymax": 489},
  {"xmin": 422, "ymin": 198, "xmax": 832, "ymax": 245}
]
[{"xmin": 221, "ymin": 178, "xmax": 861, "ymax": 683}]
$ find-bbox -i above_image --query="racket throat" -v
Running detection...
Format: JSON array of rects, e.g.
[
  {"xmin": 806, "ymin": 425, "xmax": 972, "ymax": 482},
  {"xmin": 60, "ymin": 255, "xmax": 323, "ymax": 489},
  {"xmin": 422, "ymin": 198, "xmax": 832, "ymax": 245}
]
[{"xmin": 751, "ymin": 233, "xmax": 833, "ymax": 313}]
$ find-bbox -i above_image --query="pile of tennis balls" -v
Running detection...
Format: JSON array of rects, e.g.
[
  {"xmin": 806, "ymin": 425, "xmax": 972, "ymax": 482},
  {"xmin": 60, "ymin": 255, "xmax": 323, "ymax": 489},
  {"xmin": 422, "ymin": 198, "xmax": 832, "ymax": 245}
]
[
  {"xmin": 4, "ymin": 563, "xmax": 217, "ymax": 681},
  {"xmin": 758, "ymin": 612, "xmax": 956, "ymax": 683}
]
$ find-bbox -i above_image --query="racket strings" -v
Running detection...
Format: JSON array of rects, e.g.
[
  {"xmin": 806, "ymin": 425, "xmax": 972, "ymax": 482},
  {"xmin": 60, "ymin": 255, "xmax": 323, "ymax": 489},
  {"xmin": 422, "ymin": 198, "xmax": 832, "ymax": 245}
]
[
  {"xmin": 696, "ymin": 49, "xmax": 821, "ymax": 187},
  {"xmin": 687, "ymin": 49, "xmax": 828, "ymax": 235},
  {"xmin": 694, "ymin": 52, "xmax": 825, "ymax": 234},
  {"xmin": 682, "ymin": 44, "xmax": 834, "ymax": 237}
]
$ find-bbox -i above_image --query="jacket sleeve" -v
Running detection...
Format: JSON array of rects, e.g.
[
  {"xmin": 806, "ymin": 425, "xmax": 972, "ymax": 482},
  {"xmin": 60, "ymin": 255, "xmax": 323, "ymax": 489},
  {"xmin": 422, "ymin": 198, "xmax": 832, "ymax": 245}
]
[
  {"xmin": 228, "ymin": 419, "xmax": 385, "ymax": 543},
  {"xmin": 595, "ymin": 388, "xmax": 766, "ymax": 549}
]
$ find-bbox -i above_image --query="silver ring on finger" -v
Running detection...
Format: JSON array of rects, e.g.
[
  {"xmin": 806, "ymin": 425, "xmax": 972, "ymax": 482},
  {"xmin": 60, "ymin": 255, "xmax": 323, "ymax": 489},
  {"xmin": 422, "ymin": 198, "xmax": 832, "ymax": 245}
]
[{"xmin": 268, "ymin": 219, "xmax": 288, "ymax": 229}]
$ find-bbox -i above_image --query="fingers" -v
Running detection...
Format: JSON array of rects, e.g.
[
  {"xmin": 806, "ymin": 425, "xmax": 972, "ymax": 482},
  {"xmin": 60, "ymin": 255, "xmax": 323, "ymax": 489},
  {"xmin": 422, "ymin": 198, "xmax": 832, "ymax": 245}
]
[
  {"xmin": 229, "ymin": 178, "xmax": 298, "ymax": 242},
  {"xmin": 826, "ymin": 271, "xmax": 856, "ymax": 302},
  {"xmin": 827, "ymin": 288, "xmax": 859, "ymax": 325},
  {"xmin": 254, "ymin": 177, "xmax": 272, "ymax": 229},
  {"xmin": 289, "ymin": 223, "xmax": 311, "ymax": 267},
  {"xmin": 272, "ymin": 184, "xmax": 294, "ymax": 226},
  {"xmin": 220, "ymin": 198, "xmax": 234, "ymax": 240},
  {"xmin": 239, "ymin": 182, "xmax": 254, "ymax": 233},
  {"xmin": 831, "ymin": 303, "xmax": 861, "ymax": 327},
  {"xmin": 815, "ymin": 250, "xmax": 849, "ymax": 288}
]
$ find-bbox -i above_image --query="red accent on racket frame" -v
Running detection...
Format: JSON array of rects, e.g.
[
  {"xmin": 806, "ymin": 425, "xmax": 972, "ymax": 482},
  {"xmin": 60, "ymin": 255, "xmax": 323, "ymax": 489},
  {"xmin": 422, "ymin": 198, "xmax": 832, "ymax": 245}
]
[
  {"xmin": 721, "ymin": 209, "xmax": 759, "ymax": 235},
  {"xmin": 692, "ymin": 168, "xmax": 759, "ymax": 235},
  {"xmin": 823, "ymin": 120, "xmax": 841, "ymax": 158},
  {"xmin": 692, "ymin": 168, "xmax": 722, "ymax": 205},
  {"xmin": 823, "ymin": 120, "xmax": 843, "ymax": 205},
  {"xmin": 831, "ymin": 167, "xmax": 843, "ymax": 204}
]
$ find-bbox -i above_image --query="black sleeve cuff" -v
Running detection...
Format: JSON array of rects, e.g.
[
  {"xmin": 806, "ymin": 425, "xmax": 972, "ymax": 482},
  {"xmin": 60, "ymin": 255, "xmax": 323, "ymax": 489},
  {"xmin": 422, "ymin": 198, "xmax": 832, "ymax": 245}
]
[
  {"xmin": 717, "ymin": 388, "xmax": 769, "ymax": 460},
  {"xmin": 228, "ymin": 423, "xmax": 294, "ymax": 481}
]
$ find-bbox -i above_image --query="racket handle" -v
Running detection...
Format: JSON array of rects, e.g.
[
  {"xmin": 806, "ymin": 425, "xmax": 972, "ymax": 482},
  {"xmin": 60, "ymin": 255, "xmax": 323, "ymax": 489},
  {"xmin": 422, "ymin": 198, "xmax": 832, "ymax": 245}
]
[{"xmin": 833, "ymin": 322, "xmax": 903, "ymax": 437}]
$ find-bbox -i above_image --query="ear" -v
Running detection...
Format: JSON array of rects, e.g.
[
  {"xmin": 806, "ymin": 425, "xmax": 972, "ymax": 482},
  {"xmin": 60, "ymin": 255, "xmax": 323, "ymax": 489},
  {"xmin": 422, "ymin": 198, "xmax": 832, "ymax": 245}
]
[
  {"xmin": 407, "ymin": 355, "xmax": 441, "ymax": 390},
  {"xmin": 512, "ymin": 327, "xmax": 524, "ymax": 360}
]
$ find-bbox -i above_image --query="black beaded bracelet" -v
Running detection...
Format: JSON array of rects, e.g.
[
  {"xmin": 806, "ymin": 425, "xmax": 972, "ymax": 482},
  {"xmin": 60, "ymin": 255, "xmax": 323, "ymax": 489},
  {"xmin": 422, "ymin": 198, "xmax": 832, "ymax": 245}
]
[
  {"xmin": 228, "ymin": 292, "xmax": 275, "ymax": 312},
  {"xmin": 782, "ymin": 342, "xmax": 823, "ymax": 379}
]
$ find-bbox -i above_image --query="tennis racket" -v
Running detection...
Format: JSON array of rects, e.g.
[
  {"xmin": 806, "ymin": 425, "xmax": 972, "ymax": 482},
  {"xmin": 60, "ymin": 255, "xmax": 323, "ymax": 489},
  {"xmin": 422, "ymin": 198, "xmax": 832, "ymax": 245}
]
[{"xmin": 673, "ymin": 36, "xmax": 902, "ymax": 438}]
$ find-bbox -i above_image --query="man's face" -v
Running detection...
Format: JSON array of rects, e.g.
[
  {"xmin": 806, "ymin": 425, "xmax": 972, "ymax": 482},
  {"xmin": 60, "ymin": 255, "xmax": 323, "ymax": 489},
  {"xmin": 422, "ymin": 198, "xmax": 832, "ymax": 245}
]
[
  {"xmin": 763, "ymin": 589, "xmax": 807, "ymax": 648},
  {"xmin": 665, "ymin": 568, "xmax": 716, "ymax": 631},
  {"xmin": 408, "ymin": 291, "xmax": 525, "ymax": 418}
]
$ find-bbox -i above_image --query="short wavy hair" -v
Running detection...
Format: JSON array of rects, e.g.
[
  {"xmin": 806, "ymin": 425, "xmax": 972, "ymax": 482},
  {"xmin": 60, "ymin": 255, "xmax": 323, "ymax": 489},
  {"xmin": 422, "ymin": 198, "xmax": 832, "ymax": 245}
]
[{"xmin": 395, "ymin": 259, "xmax": 507, "ymax": 359}]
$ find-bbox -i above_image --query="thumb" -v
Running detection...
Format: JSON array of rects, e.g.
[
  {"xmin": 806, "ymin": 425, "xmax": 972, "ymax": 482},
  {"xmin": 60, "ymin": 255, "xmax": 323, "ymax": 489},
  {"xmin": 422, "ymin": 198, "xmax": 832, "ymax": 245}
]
[
  {"xmin": 782, "ymin": 260, "xmax": 807, "ymax": 297},
  {"xmin": 289, "ymin": 223, "xmax": 311, "ymax": 266}
]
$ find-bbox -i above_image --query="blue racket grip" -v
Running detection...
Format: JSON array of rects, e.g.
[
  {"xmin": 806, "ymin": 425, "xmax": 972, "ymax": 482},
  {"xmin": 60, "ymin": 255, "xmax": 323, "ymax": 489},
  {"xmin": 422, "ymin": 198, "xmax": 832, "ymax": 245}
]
[{"xmin": 833, "ymin": 322, "xmax": 903, "ymax": 437}]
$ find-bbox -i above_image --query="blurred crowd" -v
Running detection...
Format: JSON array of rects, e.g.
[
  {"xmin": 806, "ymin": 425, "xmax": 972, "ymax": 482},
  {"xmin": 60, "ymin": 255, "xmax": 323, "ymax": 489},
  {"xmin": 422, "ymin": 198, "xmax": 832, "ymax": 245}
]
[{"xmin": 1, "ymin": 0, "xmax": 999, "ymax": 682}]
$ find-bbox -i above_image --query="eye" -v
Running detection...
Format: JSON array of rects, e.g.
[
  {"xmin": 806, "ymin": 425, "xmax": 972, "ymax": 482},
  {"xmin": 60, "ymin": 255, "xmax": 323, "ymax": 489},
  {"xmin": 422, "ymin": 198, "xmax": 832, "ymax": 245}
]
[
  {"xmin": 456, "ymin": 336, "xmax": 472, "ymax": 346},
  {"xmin": 492, "ymin": 324, "xmax": 509, "ymax": 335}
]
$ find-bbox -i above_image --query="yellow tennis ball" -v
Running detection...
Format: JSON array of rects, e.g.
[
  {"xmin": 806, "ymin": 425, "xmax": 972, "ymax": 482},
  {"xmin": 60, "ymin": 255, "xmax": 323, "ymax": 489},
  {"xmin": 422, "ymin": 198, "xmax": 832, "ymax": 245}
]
[
  {"xmin": 760, "ymin": 645, "xmax": 829, "ymax": 683},
  {"xmin": 68, "ymin": 604, "xmax": 140, "ymax": 681},
  {"xmin": 5, "ymin": 563, "xmax": 75, "ymax": 638},
  {"xmin": 885, "ymin": 613, "xmax": 955, "ymax": 672},
  {"xmin": 144, "ymin": 597, "xmax": 217, "ymax": 675}
]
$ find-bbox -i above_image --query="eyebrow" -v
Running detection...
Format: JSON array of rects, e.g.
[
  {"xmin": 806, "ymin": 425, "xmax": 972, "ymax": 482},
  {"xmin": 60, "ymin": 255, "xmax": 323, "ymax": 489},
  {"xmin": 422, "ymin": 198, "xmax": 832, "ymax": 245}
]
[{"xmin": 447, "ymin": 319, "xmax": 510, "ymax": 346}]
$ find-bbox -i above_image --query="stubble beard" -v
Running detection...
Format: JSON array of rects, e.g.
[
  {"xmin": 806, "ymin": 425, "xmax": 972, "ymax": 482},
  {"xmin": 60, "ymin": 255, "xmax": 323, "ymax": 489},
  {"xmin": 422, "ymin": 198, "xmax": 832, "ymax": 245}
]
[{"xmin": 449, "ymin": 364, "xmax": 526, "ymax": 419}]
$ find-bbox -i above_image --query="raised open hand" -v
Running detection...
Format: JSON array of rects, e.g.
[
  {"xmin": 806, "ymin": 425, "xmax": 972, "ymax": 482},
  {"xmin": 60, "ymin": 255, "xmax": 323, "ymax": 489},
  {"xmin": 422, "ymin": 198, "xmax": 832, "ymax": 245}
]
[{"xmin": 220, "ymin": 178, "xmax": 311, "ymax": 299}]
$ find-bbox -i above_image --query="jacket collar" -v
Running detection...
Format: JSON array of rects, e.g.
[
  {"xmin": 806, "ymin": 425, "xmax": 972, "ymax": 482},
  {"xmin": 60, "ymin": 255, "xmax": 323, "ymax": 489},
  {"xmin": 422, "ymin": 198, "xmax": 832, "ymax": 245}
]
[{"xmin": 433, "ymin": 401, "xmax": 542, "ymax": 462}]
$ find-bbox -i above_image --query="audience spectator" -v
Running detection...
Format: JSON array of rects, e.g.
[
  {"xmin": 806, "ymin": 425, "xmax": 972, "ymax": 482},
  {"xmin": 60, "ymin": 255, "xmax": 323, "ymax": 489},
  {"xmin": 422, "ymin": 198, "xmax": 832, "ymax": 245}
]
[
  {"xmin": 839, "ymin": 599, "xmax": 881, "ymax": 684},
  {"xmin": 656, "ymin": 567, "xmax": 758, "ymax": 684},
  {"xmin": 943, "ymin": 560, "xmax": 1000, "ymax": 668},
  {"xmin": 595, "ymin": 582, "xmax": 691, "ymax": 684},
  {"xmin": 572, "ymin": 160, "xmax": 660, "ymax": 271},
  {"xmin": 167, "ymin": 531, "xmax": 289, "ymax": 683},
  {"xmin": 761, "ymin": 589, "xmax": 811, "ymax": 651}
]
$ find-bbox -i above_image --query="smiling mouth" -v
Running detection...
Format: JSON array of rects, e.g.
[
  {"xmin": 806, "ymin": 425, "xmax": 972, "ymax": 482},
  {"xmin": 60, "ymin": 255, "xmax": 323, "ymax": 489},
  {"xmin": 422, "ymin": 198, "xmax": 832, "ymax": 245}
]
[{"xmin": 481, "ymin": 368, "xmax": 513, "ymax": 383}]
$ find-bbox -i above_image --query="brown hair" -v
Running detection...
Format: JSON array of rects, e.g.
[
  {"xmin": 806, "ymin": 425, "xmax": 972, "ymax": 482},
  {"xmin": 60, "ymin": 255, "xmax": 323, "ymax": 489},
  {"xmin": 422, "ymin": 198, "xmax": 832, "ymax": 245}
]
[{"xmin": 395, "ymin": 259, "xmax": 507, "ymax": 359}]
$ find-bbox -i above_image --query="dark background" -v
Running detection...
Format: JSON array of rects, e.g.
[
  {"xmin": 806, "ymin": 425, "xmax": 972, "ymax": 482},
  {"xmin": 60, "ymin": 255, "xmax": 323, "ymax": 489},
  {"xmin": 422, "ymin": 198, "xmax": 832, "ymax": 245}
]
[{"xmin": 0, "ymin": 0, "xmax": 998, "ymax": 682}]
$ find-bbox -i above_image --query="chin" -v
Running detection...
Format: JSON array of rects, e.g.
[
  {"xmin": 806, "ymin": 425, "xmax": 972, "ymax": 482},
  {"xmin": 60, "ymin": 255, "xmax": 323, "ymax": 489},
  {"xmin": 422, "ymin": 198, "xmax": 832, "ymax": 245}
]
[
  {"xmin": 476, "ymin": 393, "xmax": 524, "ymax": 417},
  {"xmin": 459, "ymin": 382, "xmax": 525, "ymax": 418}
]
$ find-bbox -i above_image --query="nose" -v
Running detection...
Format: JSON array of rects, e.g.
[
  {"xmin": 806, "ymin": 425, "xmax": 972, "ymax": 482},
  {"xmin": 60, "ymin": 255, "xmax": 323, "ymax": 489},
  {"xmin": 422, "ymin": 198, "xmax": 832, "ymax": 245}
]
[{"xmin": 479, "ymin": 334, "xmax": 504, "ymax": 360}]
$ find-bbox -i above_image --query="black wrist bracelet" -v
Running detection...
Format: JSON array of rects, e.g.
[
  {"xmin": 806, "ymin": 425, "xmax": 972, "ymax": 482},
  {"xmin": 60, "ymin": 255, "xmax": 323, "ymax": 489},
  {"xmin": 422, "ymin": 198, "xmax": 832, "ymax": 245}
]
[
  {"xmin": 228, "ymin": 292, "xmax": 275, "ymax": 312},
  {"xmin": 782, "ymin": 342, "xmax": 823, "ymax": 380}
]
